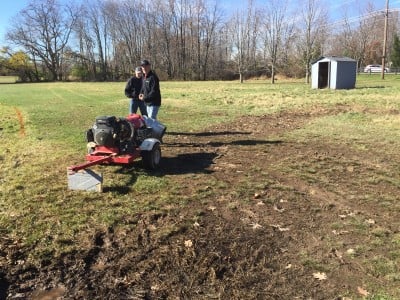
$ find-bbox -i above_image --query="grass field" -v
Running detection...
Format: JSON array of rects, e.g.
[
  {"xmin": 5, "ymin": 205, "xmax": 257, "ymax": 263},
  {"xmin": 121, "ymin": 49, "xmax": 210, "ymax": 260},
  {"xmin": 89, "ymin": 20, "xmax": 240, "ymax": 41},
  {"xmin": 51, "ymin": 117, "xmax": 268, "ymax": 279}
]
[{"xmin": 1, "ymin": 75, "xmax": 400, "ymax": 299}]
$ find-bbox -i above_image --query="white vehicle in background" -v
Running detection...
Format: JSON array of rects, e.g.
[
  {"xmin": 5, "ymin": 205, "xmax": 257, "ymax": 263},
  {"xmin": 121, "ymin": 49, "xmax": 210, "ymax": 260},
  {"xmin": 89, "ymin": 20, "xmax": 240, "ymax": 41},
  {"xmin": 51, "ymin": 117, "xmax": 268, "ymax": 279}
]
[{"xmin": 364, "ymin": 64, "xmax": 389, "ymax": 73}]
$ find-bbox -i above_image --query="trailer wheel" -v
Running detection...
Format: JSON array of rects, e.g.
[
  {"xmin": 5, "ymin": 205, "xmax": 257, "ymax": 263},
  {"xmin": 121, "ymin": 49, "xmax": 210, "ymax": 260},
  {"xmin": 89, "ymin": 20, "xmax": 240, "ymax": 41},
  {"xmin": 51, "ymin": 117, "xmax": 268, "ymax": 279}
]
[{"xmin": 141, "ymin": 142, "xmax": 161, "ymax": 170}]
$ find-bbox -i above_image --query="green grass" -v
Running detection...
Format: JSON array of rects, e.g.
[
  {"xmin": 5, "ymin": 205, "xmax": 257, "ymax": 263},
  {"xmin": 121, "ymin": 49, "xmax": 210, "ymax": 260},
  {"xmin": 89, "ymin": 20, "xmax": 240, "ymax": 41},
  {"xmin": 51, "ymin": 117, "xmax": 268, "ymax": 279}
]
[{"xmin": 1, "ymin": 75, "xmax": 400, "ymax": 297}]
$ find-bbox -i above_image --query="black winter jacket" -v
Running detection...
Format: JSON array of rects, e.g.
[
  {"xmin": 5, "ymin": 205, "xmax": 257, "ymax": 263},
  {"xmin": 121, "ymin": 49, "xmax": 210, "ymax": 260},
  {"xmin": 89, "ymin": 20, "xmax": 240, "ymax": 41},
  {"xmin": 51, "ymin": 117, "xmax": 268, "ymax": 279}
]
[
  {"xmin": 141, "ymin": 70, "xmax": 161, "ymax": 106},
  {"xmin": 124, "ymin": 76, "xmax": 142, "ymax": 100}
]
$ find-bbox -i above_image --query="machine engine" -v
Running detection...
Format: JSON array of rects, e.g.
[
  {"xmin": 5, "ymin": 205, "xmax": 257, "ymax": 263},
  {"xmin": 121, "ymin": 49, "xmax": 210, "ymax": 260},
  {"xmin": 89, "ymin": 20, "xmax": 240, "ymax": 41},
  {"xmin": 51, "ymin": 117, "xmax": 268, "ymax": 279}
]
[
  {"xmin": 92, "ymin": 116, "xmax": 133, "ymax": 147},
  {"xmin": 86, "ymin": 114, "xmax": 165, "ymax": 154}
]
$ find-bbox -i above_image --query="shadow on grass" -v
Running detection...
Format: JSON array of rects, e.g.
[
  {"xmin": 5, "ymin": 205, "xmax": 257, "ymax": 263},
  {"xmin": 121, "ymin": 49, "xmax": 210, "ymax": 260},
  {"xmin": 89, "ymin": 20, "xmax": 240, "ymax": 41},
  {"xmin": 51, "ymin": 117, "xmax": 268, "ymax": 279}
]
[
  {"xmin": 102, "ymin": 152, "xmax": 217, "ymax": 193},
  {"xmin": 355, "ymin": 86, "xmax": 386, "ymax": 89},
  {"xmin": 0, "ymin": 275, "xmax": 9, "ymax": 300},
  {"xmin": 165, "ymin": 139, "xmax": 282, "ymax": 148},
  {"xmin": 167, "ymin": 131, "xmax": 252, "ymax": 137},
  {"xmin": 158, "ymin": 152, "xmax": 218, "ymax": 175},
  {"xmin": 159, "ymin": 139, "xmax": 282, "ymax": 175},
  {"xmin": 102, "ymin": 138, "xmax": 283, "ymax": 192}
]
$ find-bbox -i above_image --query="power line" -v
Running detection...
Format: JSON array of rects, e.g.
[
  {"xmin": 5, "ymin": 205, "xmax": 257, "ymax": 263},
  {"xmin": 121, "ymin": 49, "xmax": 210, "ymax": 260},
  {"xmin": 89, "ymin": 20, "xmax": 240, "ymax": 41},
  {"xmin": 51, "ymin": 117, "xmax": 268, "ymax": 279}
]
[{"xmin": 323, "ymin": 8, "xmax": 400, "ymax": 29}]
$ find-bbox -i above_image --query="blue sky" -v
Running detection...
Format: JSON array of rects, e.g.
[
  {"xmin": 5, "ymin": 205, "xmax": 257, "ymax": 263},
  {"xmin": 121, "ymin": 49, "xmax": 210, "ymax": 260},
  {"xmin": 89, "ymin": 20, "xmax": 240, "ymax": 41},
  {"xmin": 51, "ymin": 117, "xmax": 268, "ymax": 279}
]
[
  {"xmin": 0, "ymin": 0, "xmax": 31, "ymax": 44},
  {"xmin": 1, "ymin": 0, "xmax": 399, "ymax": 45}
]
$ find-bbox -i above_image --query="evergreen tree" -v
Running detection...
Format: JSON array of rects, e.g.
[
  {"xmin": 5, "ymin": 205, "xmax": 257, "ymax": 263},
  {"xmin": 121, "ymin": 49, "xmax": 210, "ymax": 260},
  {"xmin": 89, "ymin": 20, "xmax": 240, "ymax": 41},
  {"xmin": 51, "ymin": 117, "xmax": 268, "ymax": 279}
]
[{"xmin": 391, "ymin": 34, "xmax": 400, "ymax": 70}]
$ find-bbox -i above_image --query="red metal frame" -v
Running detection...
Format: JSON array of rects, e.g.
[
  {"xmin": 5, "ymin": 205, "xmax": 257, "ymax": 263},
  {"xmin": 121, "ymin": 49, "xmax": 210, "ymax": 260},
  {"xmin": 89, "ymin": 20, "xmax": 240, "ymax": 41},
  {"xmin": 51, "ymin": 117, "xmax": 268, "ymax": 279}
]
[{"xmin": 68, "ymin": 145, "xmax": 141, "ymax": 173}]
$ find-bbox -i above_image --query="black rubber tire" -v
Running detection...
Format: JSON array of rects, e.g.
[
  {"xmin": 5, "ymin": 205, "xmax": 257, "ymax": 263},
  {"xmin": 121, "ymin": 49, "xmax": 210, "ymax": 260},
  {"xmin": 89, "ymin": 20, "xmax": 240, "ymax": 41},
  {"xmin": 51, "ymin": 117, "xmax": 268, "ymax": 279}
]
[{"xmin": 141, "ymin": 143, "xmax": 161, "ymax": 170}]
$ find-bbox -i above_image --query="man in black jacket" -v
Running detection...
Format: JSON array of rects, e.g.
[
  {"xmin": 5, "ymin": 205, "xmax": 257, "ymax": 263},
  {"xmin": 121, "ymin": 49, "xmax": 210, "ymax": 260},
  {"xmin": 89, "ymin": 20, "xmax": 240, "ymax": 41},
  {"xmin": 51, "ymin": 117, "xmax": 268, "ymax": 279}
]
[
  {"xmin": 124, "ymin": 66, "xmax": 147, "ymax": 116},
  {"xmin": 139, "ymin": 59, "xmax": 161, "ymax": 119}
]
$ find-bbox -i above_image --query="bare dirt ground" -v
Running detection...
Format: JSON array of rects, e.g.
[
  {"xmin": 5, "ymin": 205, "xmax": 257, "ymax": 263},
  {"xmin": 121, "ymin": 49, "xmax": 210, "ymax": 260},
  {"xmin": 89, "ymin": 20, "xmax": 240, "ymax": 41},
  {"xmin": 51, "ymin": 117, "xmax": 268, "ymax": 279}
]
[{"xmin": 1, "ymin": 106, "xmax": 399, "ymax": 299}]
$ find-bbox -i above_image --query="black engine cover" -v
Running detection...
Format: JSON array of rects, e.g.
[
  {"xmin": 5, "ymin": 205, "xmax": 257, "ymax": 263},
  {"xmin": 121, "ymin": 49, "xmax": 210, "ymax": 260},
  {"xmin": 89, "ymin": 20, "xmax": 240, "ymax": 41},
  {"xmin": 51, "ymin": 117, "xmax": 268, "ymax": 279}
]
[{"xmin": 93, "ymin": 116, "xmax": 117, "ymax": 146}]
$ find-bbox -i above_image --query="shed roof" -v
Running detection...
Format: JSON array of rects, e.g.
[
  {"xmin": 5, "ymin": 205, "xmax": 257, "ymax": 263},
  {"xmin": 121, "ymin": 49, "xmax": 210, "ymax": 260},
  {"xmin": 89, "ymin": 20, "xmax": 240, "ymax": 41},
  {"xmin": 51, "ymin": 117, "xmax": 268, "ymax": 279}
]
[{"xmin": 312, "ymin": 56, "xmax": 357, "ymax": 64}]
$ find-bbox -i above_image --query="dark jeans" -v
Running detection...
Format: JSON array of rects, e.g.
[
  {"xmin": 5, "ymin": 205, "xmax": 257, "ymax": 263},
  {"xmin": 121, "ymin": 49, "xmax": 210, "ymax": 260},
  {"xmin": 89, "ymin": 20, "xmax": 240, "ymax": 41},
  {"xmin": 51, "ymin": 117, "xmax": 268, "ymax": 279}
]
[{"xmin": 130, "ymin": 99, "xmax": 147, "ymax": 116}]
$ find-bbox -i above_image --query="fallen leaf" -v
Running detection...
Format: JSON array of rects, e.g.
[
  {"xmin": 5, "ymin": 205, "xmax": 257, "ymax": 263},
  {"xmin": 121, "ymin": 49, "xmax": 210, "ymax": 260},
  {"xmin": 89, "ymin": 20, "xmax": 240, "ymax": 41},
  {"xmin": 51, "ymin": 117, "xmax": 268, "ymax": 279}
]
[
  {"xmin": 151, "ymin": 284, "xmax": 160, "ymax": 291},
  {"xmin": 250, "ymin": 223, "xmax": 262, "ymax": 229},
  {"xmin": 271, "ymin": 224, "xmax": 290, "ymax": 231},
  {"xmin": 313, "ymin": 272, "xmax": 327, "ymax": 280},
  {"xmin": 332, "ymin": 230, "xmax": 349, "ymax": 235},
  {"xmin": 357, "ymin": 286, "xmax": 369, "ymax": 296},
  {"xmin": 148, "ymin": 224, "xmax": 157, "ymax": 231}
]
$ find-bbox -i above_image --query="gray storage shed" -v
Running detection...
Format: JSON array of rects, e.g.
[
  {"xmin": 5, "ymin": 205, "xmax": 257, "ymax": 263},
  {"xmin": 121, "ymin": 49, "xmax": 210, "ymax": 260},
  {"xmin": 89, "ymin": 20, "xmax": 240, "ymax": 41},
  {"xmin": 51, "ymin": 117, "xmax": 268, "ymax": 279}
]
[{"xmin": 311, "ymin": 56, "xmax": 357, "ymax": 89}]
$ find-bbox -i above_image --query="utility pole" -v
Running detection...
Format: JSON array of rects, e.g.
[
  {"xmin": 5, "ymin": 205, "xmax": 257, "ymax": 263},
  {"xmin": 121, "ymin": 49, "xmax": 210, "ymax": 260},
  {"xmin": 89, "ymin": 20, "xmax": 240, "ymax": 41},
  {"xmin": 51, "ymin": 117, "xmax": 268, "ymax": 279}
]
[{"xmin": 381, "ymin": 0, "xmax": 389, "ymax": 79}]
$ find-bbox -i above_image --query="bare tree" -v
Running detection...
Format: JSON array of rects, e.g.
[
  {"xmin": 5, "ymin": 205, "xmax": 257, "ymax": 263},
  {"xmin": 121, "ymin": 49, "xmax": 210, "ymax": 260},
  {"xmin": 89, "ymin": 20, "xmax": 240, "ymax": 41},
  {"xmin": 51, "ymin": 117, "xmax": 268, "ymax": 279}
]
[
  {"xmin": 229, "ymin": 0, "xmax": 260, "ymax": 83},
  {"xmin": 108, "ymin": 0, "xmax": 147, "ymax": 76},
  {"xmin": 298, "ymin": 0, "xmax": 328, "ymax": 83},
  {"xmin": 73, "ymin": 4, "xmax": 98, "ymax": 80},
  {"xmin": 85, "ymin": 0, "xmax": 110, "ymax": 80},
  {"xmin": 342, "ymin": 15, "xmax": 374, "ymax": 70},
  {"xmin": 175, "ymin": 0, "xmax": 190, "ymax": 79},
  {"xmin": 12, "ymin": 0, "xmax": 399, "ymax": 81},
  {"xmin": 327, "ymin": 1, "xmax": 387, "ymax": 67},
  {"xmin": 198, "ymin": 1, "xmax": 223, "ymax": 80},
  {"xmin": 6, "ymin": 0, "xmax": 78, "ymax": 80},
  {"xmin": 262, "ymin": 0, "xmax": 294, "ymax": 84},
  {"xmin": 152, "ymin": 0, "xmax": 175, "ymax": 78}
]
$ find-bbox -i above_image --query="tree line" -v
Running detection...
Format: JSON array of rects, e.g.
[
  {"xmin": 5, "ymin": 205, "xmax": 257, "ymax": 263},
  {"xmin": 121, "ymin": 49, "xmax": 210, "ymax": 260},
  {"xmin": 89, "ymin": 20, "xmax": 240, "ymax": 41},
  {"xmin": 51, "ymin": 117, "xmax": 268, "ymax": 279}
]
[{"xmin": 1, "ymin": 0, "xmax": 399, "ymax": 83}]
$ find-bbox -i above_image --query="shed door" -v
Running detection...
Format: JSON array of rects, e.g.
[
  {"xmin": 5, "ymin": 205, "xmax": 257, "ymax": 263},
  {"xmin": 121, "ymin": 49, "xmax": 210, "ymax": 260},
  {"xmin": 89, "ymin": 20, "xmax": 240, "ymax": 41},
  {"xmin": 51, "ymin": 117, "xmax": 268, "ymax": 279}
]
[{"xmin": 318, "ymin": 62, "xmax": 329, "ymax": 88}]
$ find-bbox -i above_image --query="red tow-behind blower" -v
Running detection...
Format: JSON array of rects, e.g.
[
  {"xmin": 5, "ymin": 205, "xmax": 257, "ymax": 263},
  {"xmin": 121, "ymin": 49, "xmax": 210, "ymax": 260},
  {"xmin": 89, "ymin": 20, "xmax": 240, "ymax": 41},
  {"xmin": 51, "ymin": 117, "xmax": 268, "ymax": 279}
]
[{"xmin": 67, "ymin": 114, "xmax": 166, "ymax": 192}]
